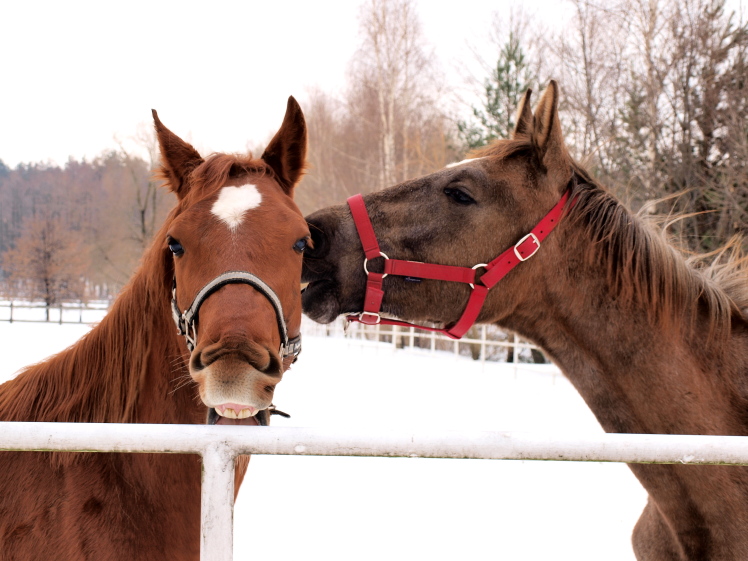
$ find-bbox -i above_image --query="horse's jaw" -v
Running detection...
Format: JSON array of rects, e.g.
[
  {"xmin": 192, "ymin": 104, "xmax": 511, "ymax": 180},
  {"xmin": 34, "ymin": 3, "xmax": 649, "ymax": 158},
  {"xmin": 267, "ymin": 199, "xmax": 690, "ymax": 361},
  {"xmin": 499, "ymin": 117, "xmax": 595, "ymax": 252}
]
[{"xmin": 301, "ymin": 279, "xmax": 344, "ymax": 323}]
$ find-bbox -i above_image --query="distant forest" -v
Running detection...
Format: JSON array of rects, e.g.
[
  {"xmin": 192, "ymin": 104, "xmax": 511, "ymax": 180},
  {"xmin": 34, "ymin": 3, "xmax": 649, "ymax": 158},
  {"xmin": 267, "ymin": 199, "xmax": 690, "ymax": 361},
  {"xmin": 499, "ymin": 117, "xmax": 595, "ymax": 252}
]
[{"xmin": 1, "ymin": 0, "xmax": 746, "ymax": 307}]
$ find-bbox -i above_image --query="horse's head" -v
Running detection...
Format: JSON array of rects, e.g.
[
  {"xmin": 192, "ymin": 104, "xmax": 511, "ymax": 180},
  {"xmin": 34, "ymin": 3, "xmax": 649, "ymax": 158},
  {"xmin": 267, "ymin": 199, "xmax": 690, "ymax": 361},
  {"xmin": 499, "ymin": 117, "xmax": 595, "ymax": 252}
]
[
  {"xmin": 154, "ymin": 97, "xmax": 308, "ymax": 426},
  {"xmin": 302, "ymin": 81, "xmax": 574, "ymax": 331}
]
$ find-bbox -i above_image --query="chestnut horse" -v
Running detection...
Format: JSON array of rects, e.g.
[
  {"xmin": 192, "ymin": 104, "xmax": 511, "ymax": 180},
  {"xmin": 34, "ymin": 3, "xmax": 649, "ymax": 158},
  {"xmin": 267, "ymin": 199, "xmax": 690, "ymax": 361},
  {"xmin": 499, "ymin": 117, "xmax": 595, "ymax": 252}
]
[
  {"xmin": 0, "ymin": 97, "xmax": 309, "ymax": 560},
  {"xmin": 302, "ymin": 81, "xmax": 748, "ymax": 560}
]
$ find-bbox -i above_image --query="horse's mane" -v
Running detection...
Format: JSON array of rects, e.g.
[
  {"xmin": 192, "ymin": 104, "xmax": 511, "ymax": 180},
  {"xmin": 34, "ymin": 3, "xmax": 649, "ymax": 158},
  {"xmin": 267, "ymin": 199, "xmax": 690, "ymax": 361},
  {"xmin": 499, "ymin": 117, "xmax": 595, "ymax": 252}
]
[
  {"xmin": 0, "ymin": 228, "xmax": 180, "ymax": 423},
  {"xmin": 568, "ymin": 171, "xmax": 748, "ymax": 341},
  {"xmin": 472, "ymin": 138, "xmax": 748, "ymax": 342}
]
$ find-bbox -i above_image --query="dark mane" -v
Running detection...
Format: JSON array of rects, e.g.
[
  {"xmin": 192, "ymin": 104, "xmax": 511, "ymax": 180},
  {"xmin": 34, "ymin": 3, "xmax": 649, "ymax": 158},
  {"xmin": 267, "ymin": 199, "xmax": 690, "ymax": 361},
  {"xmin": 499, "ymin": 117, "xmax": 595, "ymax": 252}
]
[{"xmin": 566, "ymin": 162, "xmax": 747, "ymax": 343}]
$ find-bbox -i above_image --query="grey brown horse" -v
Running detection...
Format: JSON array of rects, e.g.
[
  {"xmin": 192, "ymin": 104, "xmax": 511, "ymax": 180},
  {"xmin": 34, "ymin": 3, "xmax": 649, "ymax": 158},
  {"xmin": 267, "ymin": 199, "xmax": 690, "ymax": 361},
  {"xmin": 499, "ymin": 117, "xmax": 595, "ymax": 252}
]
[{"xmin": 302, "ymin": 81, "xmax": 748, "ymax": 560}]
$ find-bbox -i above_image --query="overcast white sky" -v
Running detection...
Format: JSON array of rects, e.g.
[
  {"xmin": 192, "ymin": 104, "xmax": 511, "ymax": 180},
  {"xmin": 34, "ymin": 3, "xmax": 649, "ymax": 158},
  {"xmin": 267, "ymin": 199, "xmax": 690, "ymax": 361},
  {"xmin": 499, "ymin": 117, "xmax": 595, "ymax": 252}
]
[
  {"xmin": 0, "ymin": 1, "xmax": 582, "ymax": 168},
  {"xmin": 8, "ymin": 0, "xmax": 744, "ymax": 168}
]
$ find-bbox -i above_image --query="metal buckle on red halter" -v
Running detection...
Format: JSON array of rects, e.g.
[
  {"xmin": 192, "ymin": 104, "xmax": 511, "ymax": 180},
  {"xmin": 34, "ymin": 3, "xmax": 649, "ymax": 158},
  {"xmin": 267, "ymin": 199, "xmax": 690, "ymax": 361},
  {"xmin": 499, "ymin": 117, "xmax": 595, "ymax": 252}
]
[{"xmin": 346, "ymin": 189, "xmax": 571, "ymax": 340}]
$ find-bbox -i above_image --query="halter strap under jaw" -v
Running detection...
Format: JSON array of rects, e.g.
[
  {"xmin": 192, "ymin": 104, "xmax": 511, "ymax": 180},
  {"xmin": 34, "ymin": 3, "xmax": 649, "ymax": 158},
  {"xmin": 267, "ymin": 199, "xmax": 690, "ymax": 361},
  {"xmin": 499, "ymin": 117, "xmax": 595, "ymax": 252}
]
[
  {"xmin": 345, "ymin": 183, "xmax": 574, "ymax": 340},
  {"xmin": 171, "ymin": 271, "xmax": 302, "ymax": 363}
]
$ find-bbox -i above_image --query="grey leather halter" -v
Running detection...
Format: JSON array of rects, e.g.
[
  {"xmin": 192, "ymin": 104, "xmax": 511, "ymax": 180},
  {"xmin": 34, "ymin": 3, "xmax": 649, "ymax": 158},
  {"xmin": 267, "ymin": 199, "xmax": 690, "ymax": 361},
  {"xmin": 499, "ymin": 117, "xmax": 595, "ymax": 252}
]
[{"xmin": 171, "ymin": 270, "xmax": 302, "ymax": 362}]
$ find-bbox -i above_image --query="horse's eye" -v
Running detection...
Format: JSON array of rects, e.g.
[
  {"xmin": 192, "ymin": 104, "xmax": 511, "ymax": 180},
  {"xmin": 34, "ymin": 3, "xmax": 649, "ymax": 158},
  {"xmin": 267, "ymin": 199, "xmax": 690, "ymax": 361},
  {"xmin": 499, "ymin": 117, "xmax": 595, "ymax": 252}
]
[
  {"xmin": 168, "ymin": 238, "xmax": 184, "ymax": 257},
  {"xmin": 293, "ymin": 238, "xmax": 308, "ymax": 254},
  {"xmin": 444, "ymin": 187, "xmax": 476, "ymax": 205}
]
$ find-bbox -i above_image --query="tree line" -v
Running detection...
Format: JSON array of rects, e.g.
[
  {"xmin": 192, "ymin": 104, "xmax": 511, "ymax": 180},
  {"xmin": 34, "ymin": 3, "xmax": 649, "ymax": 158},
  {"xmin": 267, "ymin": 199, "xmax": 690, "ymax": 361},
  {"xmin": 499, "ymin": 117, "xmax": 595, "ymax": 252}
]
[{"xmin": 1, "ymin": 0, "xmax": 746, "ymax": 307}]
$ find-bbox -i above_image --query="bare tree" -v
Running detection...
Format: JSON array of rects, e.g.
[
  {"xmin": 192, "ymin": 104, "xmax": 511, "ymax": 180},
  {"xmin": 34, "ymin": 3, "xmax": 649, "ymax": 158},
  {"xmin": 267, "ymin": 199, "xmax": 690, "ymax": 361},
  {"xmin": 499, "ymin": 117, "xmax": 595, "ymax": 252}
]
[
  {"xmin": 549, "ymin": 0, "xmax": 628, "ymax": 176},
  {"xmin": 540, "ymin": 0, "xmax": 747, "ymax": 253},
  {"xmin": 3, "ymin": 211, "xmax": 89, "ymax": 318},
  {"xmin": 351, "ymin": 0, "xmax": 443, "ymax": 189}
]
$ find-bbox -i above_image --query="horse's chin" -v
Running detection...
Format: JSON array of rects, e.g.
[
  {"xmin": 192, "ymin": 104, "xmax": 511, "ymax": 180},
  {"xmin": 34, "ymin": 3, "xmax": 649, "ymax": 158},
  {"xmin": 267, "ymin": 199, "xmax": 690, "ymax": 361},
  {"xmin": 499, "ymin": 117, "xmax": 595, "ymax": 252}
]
[{"xmin": 301, "ymin": 279, "xmax": 344, "ymax": 324}]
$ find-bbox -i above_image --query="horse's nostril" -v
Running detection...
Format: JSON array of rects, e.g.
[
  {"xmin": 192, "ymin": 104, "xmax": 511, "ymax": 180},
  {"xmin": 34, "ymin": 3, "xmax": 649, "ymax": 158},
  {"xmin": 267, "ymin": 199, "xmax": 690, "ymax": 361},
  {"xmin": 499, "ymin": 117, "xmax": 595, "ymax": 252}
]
[
  {"xmin": 260, "ymin": 353, "xmax": 283, "ymax": 377},
  {"xmin": 190, "ymin": 352, "xmax": 206, "ymax": 372}
]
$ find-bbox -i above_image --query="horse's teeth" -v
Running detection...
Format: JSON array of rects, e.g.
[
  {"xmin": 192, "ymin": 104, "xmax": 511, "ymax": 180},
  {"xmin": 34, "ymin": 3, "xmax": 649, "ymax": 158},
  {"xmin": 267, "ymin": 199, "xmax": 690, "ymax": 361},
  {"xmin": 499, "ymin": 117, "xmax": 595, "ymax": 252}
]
[
  {"xmin": 217, "ymin": 406, "xmax": 255, "ymax": 419},
  {"xmin": 222, "ymin": 408, "xmax": 238, "ymax": 419}
]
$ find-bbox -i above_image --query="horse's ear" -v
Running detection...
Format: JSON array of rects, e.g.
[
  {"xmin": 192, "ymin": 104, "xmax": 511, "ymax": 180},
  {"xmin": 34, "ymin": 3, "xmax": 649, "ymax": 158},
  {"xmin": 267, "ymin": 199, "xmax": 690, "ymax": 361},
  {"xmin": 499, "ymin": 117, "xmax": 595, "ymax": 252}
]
[
  {"xmin": 512, "ymin": 88, "xmax": 534, "ymax": 138},
  {"xmin": 152, "ymin": 110, "xmax": 204, "ymax": 200},
  {"xmin": 531, "ymin": 81, "xmax": 571, "ymax": 190},
  {"xmin": 261, "ymin": 96, "xmax": 307, "ymax": 197}
]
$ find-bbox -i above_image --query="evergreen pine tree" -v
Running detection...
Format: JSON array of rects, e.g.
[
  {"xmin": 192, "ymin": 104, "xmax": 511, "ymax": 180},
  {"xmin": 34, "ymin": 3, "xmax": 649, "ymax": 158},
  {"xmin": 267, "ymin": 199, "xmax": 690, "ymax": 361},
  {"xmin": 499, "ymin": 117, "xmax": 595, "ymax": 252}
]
[{"xmin": 458, "ymin": 32, "xmax": 535, "ymax": 150}]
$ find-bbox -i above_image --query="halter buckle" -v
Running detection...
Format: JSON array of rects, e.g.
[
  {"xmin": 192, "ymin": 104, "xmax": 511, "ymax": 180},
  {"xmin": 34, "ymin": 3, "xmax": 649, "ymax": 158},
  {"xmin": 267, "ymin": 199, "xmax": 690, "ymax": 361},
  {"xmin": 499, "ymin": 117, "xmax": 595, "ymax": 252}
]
[
  {"xmin": 184, "ymin": 320, "xmax": 197, "ymax": 352},
  {"xmin": 514, "ymin": 233, "xmax": 540, "ymax": 261},
  {"xmin": 363, "ymin": 252, "xmax": 389, "ymax": 278},
  {"xmin": 358, "ymin": 311, "xmax": 381, "ymax": 325},
  {"xmin": 280, "ymin": 335, "xmax": 302, "ymax": 361}
]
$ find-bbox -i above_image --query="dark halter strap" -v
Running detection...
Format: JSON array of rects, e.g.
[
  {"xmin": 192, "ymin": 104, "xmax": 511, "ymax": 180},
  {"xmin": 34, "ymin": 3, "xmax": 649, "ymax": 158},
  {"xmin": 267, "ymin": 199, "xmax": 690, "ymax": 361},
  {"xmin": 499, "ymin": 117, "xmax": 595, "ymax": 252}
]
[
  {"xmin": 346, "ymin": 188, "xmax": 572, "ymax": 339},
  {"xmin": 171, "ymin": 271, "xmax": 302, "ymax": 361}
]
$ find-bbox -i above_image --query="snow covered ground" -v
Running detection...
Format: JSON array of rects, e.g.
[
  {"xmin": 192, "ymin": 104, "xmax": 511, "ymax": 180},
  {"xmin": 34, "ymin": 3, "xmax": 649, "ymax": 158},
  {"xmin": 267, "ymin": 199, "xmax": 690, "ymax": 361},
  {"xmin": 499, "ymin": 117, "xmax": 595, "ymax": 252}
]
[{"xmin": 1, "ymin": 321, "xmax": 647, "ymax": 560}]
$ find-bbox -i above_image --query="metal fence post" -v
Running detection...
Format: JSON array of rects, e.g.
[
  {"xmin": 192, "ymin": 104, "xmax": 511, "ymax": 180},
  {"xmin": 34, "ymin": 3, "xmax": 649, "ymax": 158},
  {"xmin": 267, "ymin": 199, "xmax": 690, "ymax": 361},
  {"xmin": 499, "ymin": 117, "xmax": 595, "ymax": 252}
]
[
  {"xmin": 480, "ymin": 325, "xmax": 487, "ymax": 364},
  {"xmin": 201, "ymin": 443, "xmax": 236, "ymax": 561}
]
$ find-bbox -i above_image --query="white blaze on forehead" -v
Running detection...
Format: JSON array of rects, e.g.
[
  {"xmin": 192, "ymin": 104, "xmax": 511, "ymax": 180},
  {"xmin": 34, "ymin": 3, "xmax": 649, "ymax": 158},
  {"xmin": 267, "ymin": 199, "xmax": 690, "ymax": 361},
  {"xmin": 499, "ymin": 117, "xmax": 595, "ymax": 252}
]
[
  {"xmin": 446, "ymin": 157, "xmax": 484, "ymax": 169},
  {"xmin": 211, "ymin": 183, "xmax": 262, "ymax": 231}
]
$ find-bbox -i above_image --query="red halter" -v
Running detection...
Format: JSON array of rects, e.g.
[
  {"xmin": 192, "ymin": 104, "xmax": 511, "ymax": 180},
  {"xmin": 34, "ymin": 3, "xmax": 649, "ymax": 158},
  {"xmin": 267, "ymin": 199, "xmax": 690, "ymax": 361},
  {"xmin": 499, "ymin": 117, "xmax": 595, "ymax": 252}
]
[{"xmin": 346, "ymin": 189, "xmax": 571, "ymax": 339}]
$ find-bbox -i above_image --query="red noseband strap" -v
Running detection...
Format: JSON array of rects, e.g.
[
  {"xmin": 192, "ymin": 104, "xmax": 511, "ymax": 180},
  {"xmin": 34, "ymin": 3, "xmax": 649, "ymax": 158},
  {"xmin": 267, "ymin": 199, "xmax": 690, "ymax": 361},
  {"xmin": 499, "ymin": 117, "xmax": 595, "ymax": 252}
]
[{"xmin": 346, "ymin": 189, "xmax": 571, "ymax": 339}]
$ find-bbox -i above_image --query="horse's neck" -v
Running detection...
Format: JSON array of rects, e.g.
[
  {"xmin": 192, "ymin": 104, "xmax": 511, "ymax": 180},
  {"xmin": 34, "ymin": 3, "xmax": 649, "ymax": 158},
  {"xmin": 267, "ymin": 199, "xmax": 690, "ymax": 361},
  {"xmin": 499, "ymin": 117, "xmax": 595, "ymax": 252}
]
[
  {"xmin": 503, "ymin": 239, "xmax": 748, "ymax": 437},
  {"xmin": 0, "ymin": 265, "xmax": 200, "ymax": 425}
]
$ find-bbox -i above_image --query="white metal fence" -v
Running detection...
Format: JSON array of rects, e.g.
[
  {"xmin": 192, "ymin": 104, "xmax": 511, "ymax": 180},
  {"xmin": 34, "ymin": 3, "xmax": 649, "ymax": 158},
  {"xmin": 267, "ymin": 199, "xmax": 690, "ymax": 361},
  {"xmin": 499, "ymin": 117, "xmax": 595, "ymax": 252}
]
[
  {"xmin": 0, "ymin": 300, "xmax": 110, "ymax": 324},
  {"xmin": 3, "ymin": 422, "xmax": 748, "ymax": 561},
  {"xmin": 0, "ymin": 301, "xmax": 545, "ymax": 364},
  {"xmin": 301, "ymin": 316, "xmax": 546, "ymax": 364},
  {"xmin": 5, "ymin": 305, "xmax": 748, "ymax": 559}
]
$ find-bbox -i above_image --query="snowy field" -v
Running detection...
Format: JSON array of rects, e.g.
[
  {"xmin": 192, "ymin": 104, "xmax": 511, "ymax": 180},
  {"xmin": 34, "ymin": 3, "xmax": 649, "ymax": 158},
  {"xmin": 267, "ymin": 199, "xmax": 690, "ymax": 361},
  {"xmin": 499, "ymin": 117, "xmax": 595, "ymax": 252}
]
[{"xmin": 0, "ymin": 321, "xmax": 648, "ymax": 560}]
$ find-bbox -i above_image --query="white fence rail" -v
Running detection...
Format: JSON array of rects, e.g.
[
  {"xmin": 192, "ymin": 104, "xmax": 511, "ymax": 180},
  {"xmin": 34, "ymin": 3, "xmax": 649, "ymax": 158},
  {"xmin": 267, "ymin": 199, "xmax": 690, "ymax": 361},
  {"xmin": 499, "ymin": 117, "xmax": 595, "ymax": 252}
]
[
  {"xmin": 0, "ymin": 300, "xmax": 109, "ymax": 325},
  {"xmin": 302, "ymin": 317, "xmax": 546, "ymax": 364},
  {"xmin": 3, "ymin": 422, "xmax": 748, "ymax": 561}
]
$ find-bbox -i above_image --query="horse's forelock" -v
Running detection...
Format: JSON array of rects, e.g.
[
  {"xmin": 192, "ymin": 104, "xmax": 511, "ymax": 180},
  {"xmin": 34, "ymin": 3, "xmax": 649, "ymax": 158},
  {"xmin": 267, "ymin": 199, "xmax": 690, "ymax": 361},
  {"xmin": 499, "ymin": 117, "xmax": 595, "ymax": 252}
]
[
  {"xmin": 189, "ymin": 153, "xmax": 270, "ymax": 199},
  {"xmin": 467, "ymin": 137, "xmax": 534, "ymax": 162}
]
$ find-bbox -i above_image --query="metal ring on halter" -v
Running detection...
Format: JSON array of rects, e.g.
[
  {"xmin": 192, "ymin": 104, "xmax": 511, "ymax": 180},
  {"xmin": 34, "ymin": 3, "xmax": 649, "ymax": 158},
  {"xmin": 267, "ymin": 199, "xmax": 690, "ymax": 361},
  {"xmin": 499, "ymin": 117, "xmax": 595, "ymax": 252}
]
[
  {"xmin": 469, "ymin": 263, "xmax": 488, "ymax": 289},
  {"xmin": 363, "ymin": 251, "xmax": 389, "ymax": 278}
]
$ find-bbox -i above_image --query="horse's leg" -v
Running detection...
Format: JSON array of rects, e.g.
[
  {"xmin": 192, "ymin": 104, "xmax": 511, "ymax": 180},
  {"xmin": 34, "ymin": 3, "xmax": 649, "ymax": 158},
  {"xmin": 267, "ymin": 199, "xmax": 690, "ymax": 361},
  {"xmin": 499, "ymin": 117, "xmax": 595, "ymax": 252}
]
[{"xmin": 632, "ymin": 500, "xmax": 683, "ymax": 561}]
